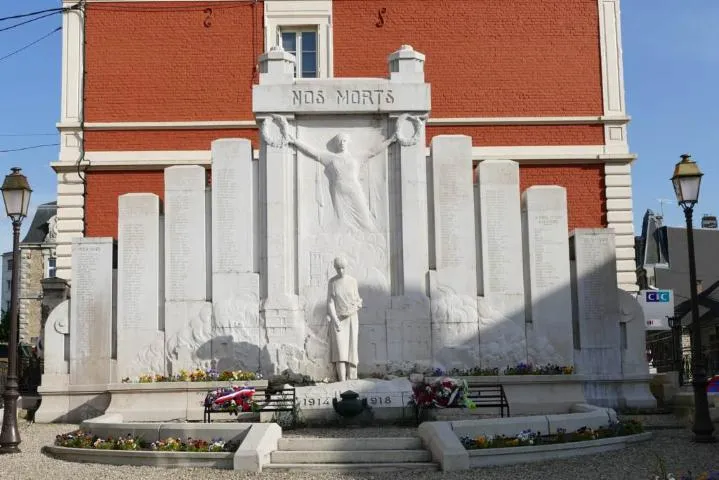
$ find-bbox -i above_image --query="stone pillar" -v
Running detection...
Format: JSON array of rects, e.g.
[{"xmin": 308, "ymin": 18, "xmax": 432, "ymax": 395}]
[
  {"xmin": 210, "ymin": 139, "xmax": 261, "ymax": 372},
  {"xmin": 570, "ymin": 228, "xmax": 622, "ymax": 406},
  {"xmin": 428, "ymin": 135, "xmax": 479, "ymax": 370},
  {"xmin": 257, "ymin": 50, "xmax": 304, "ymax": 374},
  {"xmin": 116, "ymin": 194, "xmax": 163, "ymax": 378},
  {"xmin": 164, "ymin": 166, "xmax": 210, "ymax": 374},
  {"xmin": 521, "ymin": 186, "xmax": 573, "ymax": 366},
  {"xmin": 386, "ymin": 45, "xmax": 432, "ymax": 369},
  {"xmin": 477, "ymin": 160, "xmax": 526, "ymax": 368},
  {"xmin": 69, "ymin": 238, "xmax": 114, "ymax": 385}
]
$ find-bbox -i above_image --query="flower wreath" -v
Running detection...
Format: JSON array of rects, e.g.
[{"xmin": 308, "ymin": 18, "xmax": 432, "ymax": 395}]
[
  {"xmin": 261, "ymin": 114, "xmax": 290, "ymax": 148},
  {"xmin": 394, "ymin": 113, "xmax": 425, "ymax": 147}
]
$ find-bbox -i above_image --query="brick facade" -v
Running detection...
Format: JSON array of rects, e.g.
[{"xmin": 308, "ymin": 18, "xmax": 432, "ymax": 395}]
[{"xmin": 54, "ymin": 0, "xmax": 636, "ymax": 288}]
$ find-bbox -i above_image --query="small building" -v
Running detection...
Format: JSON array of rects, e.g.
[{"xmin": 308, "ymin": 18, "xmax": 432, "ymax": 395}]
[
  {"xmin": 636, "ymin": 209, "xmax": 719, "ymax": 380},
  {"xmin": 0, "ymin": 202, "xmax": 58, "ymax": 346}
]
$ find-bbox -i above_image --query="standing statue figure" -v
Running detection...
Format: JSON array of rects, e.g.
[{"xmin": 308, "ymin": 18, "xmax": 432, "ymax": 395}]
[
  {"xmin": 327, "ymin": 257, "xmax": 363, "ymax": 381},
  {"xmin": 270, "ymin": 115, "xmax": 402, "ymax": 231}
]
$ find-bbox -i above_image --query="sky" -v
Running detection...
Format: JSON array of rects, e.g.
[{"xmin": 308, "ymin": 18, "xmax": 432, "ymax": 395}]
[{"xmin": 0, "ymin": 1, "xmax": 717, "ymax": 258}]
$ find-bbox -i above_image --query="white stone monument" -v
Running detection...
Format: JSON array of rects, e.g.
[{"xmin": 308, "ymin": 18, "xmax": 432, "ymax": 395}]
[{"xmin": 36, "ymin": 44, "xmax": 654, "ymax": 422}]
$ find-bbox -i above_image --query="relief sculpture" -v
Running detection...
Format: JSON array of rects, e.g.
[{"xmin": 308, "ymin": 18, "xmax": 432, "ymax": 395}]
[{"xmin": 262, "ymin": 113, "xmax": 424, "ymax": 231}]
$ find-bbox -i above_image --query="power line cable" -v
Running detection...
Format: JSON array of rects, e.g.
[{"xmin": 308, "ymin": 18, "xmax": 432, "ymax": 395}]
[
  {"xmin": 0, "ymin": 11, "xmax": 61, "ymax": 34},
  {"xmin": 0, "ymin": 144, "xmax": 59, "ymax": 153},
  {"xmin": 0, "ymin": 27, "xmax": 61, "ymax": 63},
  {"xmin": 0, "ymin": 7, "xmax": 64, "ymax": 23}
]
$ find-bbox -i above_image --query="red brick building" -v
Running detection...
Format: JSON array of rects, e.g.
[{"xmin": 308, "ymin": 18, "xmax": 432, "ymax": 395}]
[{"xmin": 53, "ymin": 0, "xmax": 635, "ymax": 289}]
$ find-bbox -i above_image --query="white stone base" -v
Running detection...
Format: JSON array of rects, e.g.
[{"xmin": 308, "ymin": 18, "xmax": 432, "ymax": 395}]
[
  {"xmin": 35, "ymin": 380, "xmax": 268, "ymax": 423},
  {"xmin": 581, "ymin": 374, "xmax": 657, "ymax": 409}
]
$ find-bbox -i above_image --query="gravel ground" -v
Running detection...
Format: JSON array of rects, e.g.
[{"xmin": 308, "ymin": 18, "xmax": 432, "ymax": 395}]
[{"xmin": 0, "ymin": 417, "xmax": 717, "ymax": 480}]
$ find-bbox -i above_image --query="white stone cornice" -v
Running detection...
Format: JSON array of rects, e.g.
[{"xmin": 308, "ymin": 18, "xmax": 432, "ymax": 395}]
[
  {"xmin": 50, "ymin": 145, "xmax": 637, "ymax": 172},
  {"xmin": 56, "ymin": 115, "xmax": 631, "ymax": 132}
]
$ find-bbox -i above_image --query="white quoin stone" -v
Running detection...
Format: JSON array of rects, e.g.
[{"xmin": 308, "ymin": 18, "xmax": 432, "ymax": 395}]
[
  {"xmin": 521, "ymin": 186, "xmax": 574, "ymax": 366},
  {"xmin": 70, "ymin": 238, "xmax": 114, "ymax": 385},
  {"xmin": 116, "ymin": 193, "xmax": 162, "ymax": 379}
]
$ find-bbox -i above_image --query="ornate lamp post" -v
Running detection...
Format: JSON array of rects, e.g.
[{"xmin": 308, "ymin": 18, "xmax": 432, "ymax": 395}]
[
  {"xmin": 671, "ymin": 154, "xmax": 715, "ymax": 443},
  {"xmin": 0, "ymin": 167, "xmax": 32, "ymax": 454}
]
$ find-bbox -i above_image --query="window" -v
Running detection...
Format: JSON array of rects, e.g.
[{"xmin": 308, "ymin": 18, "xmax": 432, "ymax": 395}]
[
  {"xmin": 280, "ymin": 29, "xmax": 318, "ymax": 78},
  {"xmin": 6, "ymin": 259, "xmax": 12, "ymax": 271},
  {"xmin": 264, "ymin": 0, "xmax": 332, "ymax": 78},
  {"xmin": 48, "ymin": 257, "xmax": 57, "ymax": 278}
]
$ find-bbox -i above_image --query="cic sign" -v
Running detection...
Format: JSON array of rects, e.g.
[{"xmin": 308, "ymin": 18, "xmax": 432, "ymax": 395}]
[{"xmin": 638, "ymin": 289, "xmax": 674, "ymax": 330}]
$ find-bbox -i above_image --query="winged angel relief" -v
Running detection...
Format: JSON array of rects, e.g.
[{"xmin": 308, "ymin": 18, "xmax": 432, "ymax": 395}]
[{"xmin": 261, "ymin": 114, "xmax": 426, "ymax": 232}]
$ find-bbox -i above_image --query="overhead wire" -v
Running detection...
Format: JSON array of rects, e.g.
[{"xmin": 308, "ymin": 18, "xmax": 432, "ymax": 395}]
[
  {"xmin": 0, "ymin": 144, "xmax": 60, "ymax": 154},
  {"xmin": 0, "ymin": 7, "xmax": 64, "ymax": 23},
  {"xmin": 0, "ymin": 11, "xmax": 62, "ymax": 34},
  {"xmin": 0, "ymin": 27, "xmax": 61, "ymax": 63}
]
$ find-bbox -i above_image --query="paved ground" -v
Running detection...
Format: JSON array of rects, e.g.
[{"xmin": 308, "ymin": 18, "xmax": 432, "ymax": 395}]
[{"xmin": 0, "ymin": 415, "xmax": 717, "ymax": 480}]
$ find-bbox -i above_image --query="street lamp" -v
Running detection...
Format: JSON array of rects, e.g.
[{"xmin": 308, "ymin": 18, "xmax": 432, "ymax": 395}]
[
  {"xmin": 671, "ymin": 154, "xmax": 715, "ymax": 443},
  {"xmin": 0, "ymin": 167, "xmax": 32, "ymax": 454}
]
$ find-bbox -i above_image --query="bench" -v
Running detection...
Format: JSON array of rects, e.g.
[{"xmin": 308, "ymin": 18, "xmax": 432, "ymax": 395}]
[
  {"xmin": 203, "ymin": 385, "xmax": 296, "ymax": 423},
  {"xmin": 465, "ymin": 383, "xmax": 510, "ymax": 417}
]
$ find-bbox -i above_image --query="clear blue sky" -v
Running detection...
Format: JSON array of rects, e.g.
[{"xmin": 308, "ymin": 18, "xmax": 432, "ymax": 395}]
[{"xmin": 0, "ymin": 1, "xmax": 717, "ymax": 255}]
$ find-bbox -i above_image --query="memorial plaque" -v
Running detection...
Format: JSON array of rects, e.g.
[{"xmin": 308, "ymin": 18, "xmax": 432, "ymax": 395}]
[
  {"xmin": 211, "ymin": 139, "xmax": 254, "ymax": 274},
  {"xmin": 522, "ymin": 187, "xmax": 573, "ymax": 365},
  {"xmin": 430, "ymin": 135, "xmax": 477, "ymax": 296},
  {"xmin": 478, "ymin": 160, "xmax": 524, "ymax": 296},
  {"xmin": 165, "ymin": 166, "xmax": 207, "ymax": 343},
  {"xmin": 117, "ymin": 194, "xmax": 161, "ymax": 378},
  {"xmin": 70, "ymin": 238, "xmax": 113, "ymax": 385},
  {"xmin": 165, "ymin": 165, "xmax": 207, "ymax": 301},
  {"xmin": 570, "ymin": 229, "xmax": 621, "ymax": 375}
]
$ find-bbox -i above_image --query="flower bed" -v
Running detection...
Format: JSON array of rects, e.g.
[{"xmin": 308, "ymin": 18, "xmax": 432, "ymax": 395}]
[
  {"xmin": 122, "ymin": 368, "xmax": 261, "ymax": 384},
  {"xmin": 460, "ymin": 419, "xmax": 644, "ymax": 450},
  {"xmin": 55, "ymin": 430, "xmax": 239, "ymax": 453}
]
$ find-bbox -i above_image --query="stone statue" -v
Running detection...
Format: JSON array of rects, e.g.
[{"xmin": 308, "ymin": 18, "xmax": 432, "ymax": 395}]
[
  {"xmin": 45, "ymin": 215, "xmax": 58, "ymax": 243},
  {"xmin": 326, "ymin": 257, "xmax": 362, "ymax": 381},
  {"xmin": 262, "ymin": 114, "xmax": 424, "ymax": 231}
]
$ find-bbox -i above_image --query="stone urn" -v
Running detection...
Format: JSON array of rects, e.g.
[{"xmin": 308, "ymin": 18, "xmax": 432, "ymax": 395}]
[{"xmin": 332, "ymin": 390, "xmax": 367, "ymax": 418}]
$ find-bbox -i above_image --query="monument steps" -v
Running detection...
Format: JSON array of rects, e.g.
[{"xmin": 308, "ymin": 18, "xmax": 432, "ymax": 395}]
[
  {"xmin": 268, "ymin": 436, "xmax": 438, "ymax": 472},
  {"xmin": 277, "ymin": 436, "xmax": 422, "ymax": 451},
  {"xmin": 264, "ymin": 462, "xmax": 440, "ymax": 472}
]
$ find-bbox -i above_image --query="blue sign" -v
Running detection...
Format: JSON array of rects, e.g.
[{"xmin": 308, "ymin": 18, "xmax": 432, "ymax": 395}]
[{"xmin": 646, "ymin": 291, "xmax": 671, "ymax": 303}]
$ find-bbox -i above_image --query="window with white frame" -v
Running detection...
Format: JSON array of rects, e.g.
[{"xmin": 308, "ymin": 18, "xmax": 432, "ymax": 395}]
[
  {"xmin": 264, "ymin": 0, "xmax": 332, "ymax": 79},
  {"xmin": 280, "ymin": 28, "xmax": 318, "ymax": 78}
]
